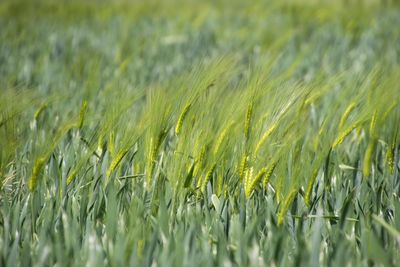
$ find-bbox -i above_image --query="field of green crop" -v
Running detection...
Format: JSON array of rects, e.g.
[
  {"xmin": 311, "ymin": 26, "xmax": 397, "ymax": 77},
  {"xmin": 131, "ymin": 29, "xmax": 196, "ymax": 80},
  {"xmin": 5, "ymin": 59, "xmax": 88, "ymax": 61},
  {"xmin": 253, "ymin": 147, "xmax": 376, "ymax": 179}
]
[{"xmin": 1, "ymin": 0, "xmax": 400, "ymax": 266}]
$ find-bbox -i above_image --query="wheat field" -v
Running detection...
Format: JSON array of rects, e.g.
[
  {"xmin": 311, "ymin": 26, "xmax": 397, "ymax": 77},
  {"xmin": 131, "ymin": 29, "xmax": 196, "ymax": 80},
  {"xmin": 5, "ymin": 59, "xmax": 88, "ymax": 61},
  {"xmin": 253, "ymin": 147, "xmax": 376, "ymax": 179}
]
[{"xmin": 1, "ymin": 0, "xmax": 400, "ymax": 266}]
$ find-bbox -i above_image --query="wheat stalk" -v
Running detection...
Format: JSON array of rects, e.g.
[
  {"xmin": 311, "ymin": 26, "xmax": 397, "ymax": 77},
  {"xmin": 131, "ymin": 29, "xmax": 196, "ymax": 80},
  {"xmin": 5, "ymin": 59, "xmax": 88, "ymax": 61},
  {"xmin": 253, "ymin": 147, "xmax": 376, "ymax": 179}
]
[
  {"xmin": 363, "ymin": 139, "xmax": 376, "ymax": 177},
  {"xmin": 175, "ymin": 103, "xmax": 191, "ymax": 135},
  {"xmin": 243, "ymin": 166, "xmax": 254, "ymax": 197},
  {"xmin": 66, "ymin": 168, "xmax": 79, "ymax": 185},
  {"xmin": 29, "ymin": 157, "xmax": 47, "ymax": 191},
  {"xmin": 200, "ymin": 163, "xmax": 216, "ymax": 193},
  {"xmin": 386, "ymin": 143, "xmax": 395, "ymax": 174},
  {"xmin": 194, "ymin": 145, "xmax": 206, "ymax": 178},
  {"xmin": 146, "ymin": 129, "xmax": 167, "ymax": 190},
  {"xmin": 338, "ymin": 102, "xmax": 356, "ymax": 130},
  {"xmin": 77, "ymin": 100, "xmax": 88, "ymax": 129},
  {"xmin": 29, "ymin": 119, "xmax": 81, "ymax": 191},
  {"xmin": 245, "ymin": 167, "xmax": 264, "ymax": 198},
  {"xmin": 107, "ymin": 148, "xmax": 130, "ymax": 178},
  {"xmin": 277, "ymin": 189, "xmax": 298, "ymax": 226},
  {"xmin": 304, "ymin": 167, "xmax": 319, "ymax": 207},
  {"xmin": 369, "ymin": 110, "xmax": 377, "ymax": 137},
  {"xmin": 382, "ymin": 101, "xmax": 397, "ymax": 121},
  {"xmin": 213, "ymin": 122, "xmax": 234, "ymax": 155},
  {"xmin": 262, "ymin": 161, "xmax": 277, "ymax": 188},
  {"xmin": 244, "ymin": 102, "xmax": 253, "ymax": 140},
  {"xmin": 332, "ymin": 123, "xmax": 358, "ymax": 149},
  {"xmin": 255, "ymin": 123, "xmax": 278, "ymax": 154},
  {"xmin": 108, "ymin": 131, "xmax": 116, "ymax": 159},
  {"xmin": 34, "ymin": 102, "xmax": 48, "ymax": 121},
  {"xmin": 238, "ymin": 153, "xmax": 249, "ymax": 180},
  {"xmin": 146, "ymin": 137, "xmax": 156, "ymax": 187}
]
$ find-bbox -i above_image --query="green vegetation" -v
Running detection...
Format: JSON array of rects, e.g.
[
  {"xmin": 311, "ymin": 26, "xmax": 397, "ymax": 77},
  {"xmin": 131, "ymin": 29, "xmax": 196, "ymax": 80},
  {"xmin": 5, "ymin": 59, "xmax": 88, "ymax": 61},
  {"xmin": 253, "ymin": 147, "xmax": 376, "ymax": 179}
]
[{"xmin": 1, "ymin": 0, "xmax": 400, "ymax": 266}]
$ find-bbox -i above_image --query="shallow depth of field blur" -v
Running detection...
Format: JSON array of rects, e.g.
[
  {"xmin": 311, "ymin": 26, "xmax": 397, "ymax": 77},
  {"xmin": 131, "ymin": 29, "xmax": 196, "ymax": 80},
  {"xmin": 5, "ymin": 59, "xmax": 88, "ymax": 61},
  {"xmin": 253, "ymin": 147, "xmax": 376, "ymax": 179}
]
[{"xmin": 1, "ymin": 0, "xmax": 400, "ymax": 266}]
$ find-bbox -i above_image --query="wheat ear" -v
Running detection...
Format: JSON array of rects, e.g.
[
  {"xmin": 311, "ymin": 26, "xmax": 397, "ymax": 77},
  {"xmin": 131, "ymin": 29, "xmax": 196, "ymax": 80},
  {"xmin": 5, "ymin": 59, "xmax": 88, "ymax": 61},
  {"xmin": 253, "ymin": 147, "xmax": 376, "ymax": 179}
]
[
  {"xmin": 369, "ymin": 110, "xmax": 377, "ymax": 137},
  {"xmin": 262, "ymin": 161, "xmax": 277, "ymax": 188},
  {"xmin": 77, "ymin": 100, "xmax": 88, "ymax": 129},
  {"xmin": 255, "ymin": 123, "xmax": 278, "ymax": 154},
  {"xmin": 200, "ymin": 163, "xmax": 217, "ymax": 193},
  {"xmin": 338, "ymin": 102, "xmax": 356, "ymax": 130},
  {"xmin": 277, "ymin": 189, "xmax": 298, "ymax": 226},
  {"xmin": 332, "ymin": 123, "xmax": 358, "ymax": 149},
  {"xmin": 363, "ymin": 139, "xmax": 376, "ymax": 177},
  {"xmin": 238, "ymin": 154, "xmax": 249, "ymax": 180},
  {"xmin": 245, "ymin": 167, "xmax": 264, "ymax": 198},
  {"xmin": 213, "ymin": 122, "xmax": 234, "ymax": 155},
  {"xmin": 304, "ymin": 168, "xmax": 319, "ymax": 207},
  {"xmin": 107, "ymin": 149, "xmax": 129, "ymax": 178},
  {"xmin": 244, "ymin": 102, "xmax": 253, "ymax": 140},
  {"xmin": 175, "ymin": 103, "xmax": 191, "ymax": 135},
  {"xmin": 29, "ymin": 157, "xmax": 47, "ymax": 191},
  {"xmin": 386, "ymin": 143, "xmax": 395, "ymax": 174},
  {"xmin": 34, "ymin": 103, "xmax": 48, "ymax": 121}
]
